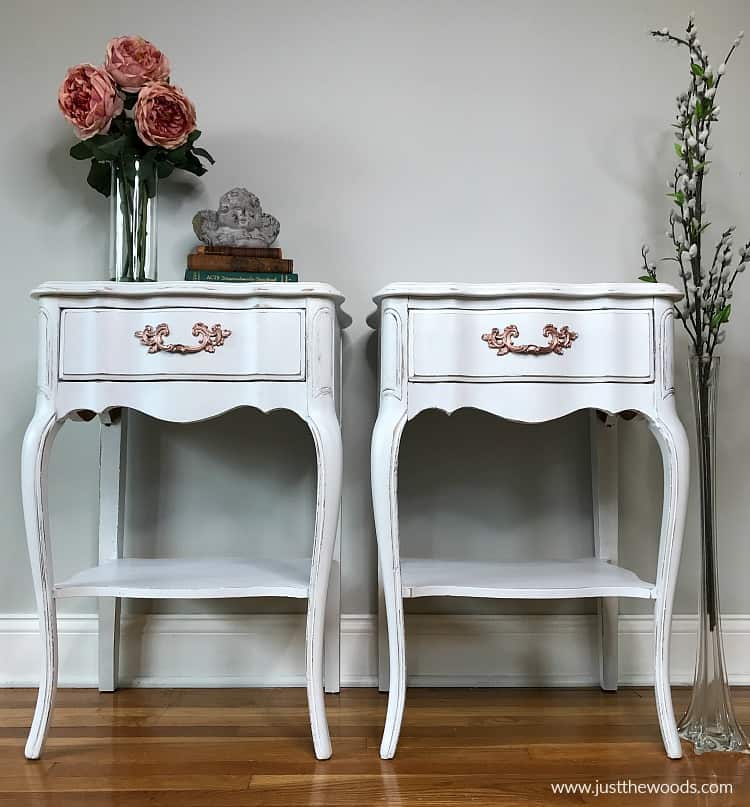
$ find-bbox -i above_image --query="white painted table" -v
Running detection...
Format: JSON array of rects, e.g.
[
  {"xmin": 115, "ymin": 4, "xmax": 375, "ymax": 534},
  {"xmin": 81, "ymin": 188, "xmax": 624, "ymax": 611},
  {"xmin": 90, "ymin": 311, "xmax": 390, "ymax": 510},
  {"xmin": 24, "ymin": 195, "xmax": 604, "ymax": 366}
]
[
  {"xmin": 368, "ymin": 283, "xmax": 689, "ymax": 759},
  {"xmin": 22, "ymin": 281, "xmax": 351, "ymax": 761}
]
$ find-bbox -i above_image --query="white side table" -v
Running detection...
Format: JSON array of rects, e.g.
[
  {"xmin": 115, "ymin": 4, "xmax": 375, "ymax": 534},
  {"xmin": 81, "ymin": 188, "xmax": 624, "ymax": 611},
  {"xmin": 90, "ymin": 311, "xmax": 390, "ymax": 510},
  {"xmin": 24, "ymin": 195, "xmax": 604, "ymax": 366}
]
[
  {"xmin": 368, "ymin": 283, "xmax": 689, "ymax": 759},
  {"xmin": 22, "ymin": 281, "xmax": 351, "ymax": 760}
]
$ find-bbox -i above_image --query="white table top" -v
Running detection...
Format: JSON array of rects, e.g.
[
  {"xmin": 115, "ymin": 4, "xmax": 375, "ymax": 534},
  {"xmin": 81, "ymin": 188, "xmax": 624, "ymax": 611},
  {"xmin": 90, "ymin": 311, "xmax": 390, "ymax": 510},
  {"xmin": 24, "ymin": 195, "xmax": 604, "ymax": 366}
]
[
  {"xmin": 31, "ymin": 281, "xmax": 353, "ymax": 328},
  {"xmin": 368, "ymin": 282, "xmax": 682, "ymax": 326}
]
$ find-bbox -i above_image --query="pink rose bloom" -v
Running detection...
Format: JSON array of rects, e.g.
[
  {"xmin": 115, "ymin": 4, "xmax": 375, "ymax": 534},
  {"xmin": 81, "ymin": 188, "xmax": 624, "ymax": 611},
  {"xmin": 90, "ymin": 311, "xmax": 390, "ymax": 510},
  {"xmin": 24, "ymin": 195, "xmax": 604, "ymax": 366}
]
[
  {"xmin": 105, "ymin": 35, "xmax": 170, "ymax": 92},
  {"xmin": 134, "ymin": 82, "xmax": 196, "ymax": 149},
  {"xmin": 58, "ymin": 63, "xmax": 124, "ymax": 140}
]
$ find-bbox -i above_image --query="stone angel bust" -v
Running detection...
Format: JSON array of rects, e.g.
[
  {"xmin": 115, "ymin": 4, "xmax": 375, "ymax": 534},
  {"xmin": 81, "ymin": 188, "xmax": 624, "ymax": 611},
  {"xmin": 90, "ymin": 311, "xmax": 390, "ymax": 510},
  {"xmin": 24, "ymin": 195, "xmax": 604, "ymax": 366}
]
[{"xmin": 193, "ymin": 187, "xmax": 280, "ymax": 247}]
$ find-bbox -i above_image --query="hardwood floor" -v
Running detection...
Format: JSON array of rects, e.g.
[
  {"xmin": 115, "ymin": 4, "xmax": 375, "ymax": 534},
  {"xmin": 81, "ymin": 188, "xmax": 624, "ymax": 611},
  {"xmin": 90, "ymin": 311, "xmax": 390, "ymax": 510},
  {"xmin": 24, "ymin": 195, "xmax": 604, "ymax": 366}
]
[{"xmin": 0, "ymin": 687, "xmax": 748, "ymax": 805}]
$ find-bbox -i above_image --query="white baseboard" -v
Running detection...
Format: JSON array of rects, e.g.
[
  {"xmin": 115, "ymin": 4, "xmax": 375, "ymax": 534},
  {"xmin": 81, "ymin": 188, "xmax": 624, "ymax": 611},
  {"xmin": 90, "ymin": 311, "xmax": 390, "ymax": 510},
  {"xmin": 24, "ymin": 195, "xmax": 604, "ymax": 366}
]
[{"xmin": 1, "ymin": 612, "xmax": 749, "ymax": 688}]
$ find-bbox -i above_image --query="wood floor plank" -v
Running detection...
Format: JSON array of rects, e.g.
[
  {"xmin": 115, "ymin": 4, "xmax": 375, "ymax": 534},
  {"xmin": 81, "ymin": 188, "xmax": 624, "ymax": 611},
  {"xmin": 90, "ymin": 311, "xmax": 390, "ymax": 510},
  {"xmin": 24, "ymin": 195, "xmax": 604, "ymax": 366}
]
[{"xmin": 0, "ymin": 687, "xmax": 748, "ymax": 806}]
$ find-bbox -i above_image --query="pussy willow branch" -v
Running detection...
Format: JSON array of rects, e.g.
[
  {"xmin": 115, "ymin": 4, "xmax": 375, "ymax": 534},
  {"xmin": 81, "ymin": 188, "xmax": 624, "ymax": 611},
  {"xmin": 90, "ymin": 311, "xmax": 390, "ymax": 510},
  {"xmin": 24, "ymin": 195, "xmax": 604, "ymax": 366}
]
[{"xmin": 643, "ymin": 17, "xmax": 747, "ymax": 360}]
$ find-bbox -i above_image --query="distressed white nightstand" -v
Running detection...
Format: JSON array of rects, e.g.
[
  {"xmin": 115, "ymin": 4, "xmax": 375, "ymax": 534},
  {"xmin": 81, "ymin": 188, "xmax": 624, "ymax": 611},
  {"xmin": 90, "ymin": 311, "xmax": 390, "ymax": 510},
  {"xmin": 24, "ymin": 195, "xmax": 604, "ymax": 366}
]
[
  {"xmin": 22, "ymin": 281, "xmax": 351, "ymax": 760},
  {"xmin": 368, "ymin": 283, "xmax": 689, "ymax": 759}
]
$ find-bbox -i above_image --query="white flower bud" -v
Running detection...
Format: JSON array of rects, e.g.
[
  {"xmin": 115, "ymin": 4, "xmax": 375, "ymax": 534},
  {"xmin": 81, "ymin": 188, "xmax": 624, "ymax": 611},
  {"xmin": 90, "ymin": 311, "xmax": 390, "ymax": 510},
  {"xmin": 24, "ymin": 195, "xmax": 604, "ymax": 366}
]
[
  {"xmin": 738, "ymin": 263, "xmax": 747, "ymax": 272},
  {"xmin": 705, "ymin": 65, "xmax": 714, "ymax": 79},
  {"xmin": 716, "ymin": 332, "xmax": 726, "ymax": 344},
  {"xmin": 687, "ymin": 135, "xmax": 698, "ymax": 148},
  {"xmin": 706, "ymin": 88, "xmax": 716, "ymax": 99},
  {"xmin": 659, "ymin": 27, "xmax": 669, "ymax": 35},
  {"xmin": 689, "ymin": 243, "xmax": 698, "ymax": 258},
  {"xmin": 699, "ymin": 144, "xmax": 707, "ymax": 156},
  {"xmin": 681, "ymin": 250, "xmax": 691, "ymax": 264},
  {"xmin": 718, "ymin": 63, "xmax": 727, "ymax": 75},
  {"xmin": 688, "ymin": 177, "xmax": 697, "ymax": 190}
]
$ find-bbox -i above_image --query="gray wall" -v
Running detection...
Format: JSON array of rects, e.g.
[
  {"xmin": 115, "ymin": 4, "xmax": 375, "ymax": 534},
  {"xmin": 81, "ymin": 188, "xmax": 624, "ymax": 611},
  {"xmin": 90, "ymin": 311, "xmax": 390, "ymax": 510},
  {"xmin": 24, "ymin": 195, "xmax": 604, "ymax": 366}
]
[{"xmin": 2, "ymin": 0, "xmax": 749, "ymax": 623}]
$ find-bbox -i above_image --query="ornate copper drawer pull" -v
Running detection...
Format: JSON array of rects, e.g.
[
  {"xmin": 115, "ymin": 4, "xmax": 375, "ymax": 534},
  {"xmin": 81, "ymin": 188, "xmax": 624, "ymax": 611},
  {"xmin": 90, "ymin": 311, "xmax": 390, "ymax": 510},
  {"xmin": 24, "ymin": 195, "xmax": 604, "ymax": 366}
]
[
  {"xmin": 134, "ymin": 322, "xmax": 232, "ymax": 354},
  {"xmin": 481, "ymin": 324, "xmax": 578, "ymax": 356}
]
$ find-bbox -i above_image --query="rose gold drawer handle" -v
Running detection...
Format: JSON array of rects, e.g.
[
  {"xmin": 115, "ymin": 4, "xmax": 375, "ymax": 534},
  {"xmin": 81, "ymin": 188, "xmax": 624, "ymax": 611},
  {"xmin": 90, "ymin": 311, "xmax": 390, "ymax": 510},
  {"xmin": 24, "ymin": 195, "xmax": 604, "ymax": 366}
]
[
  {"xmin": 481, "ymin": 324, "xmax": 578, "ymax": 356},
  {"xmin": 134, "ymin": 322, "xmax": 232, "ymax": 354}
]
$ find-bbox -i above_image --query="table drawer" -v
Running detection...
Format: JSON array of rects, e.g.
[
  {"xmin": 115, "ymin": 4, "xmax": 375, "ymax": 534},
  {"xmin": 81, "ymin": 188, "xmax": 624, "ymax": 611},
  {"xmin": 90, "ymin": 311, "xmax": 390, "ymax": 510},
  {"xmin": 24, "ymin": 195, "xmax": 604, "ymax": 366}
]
[
  {"xmin": 408, "ymin": 307, "xmax": 654, "ymax": 382},
  {"xmin": 59, "ymin": 307, "xmax": 305, "ymax": 380}
]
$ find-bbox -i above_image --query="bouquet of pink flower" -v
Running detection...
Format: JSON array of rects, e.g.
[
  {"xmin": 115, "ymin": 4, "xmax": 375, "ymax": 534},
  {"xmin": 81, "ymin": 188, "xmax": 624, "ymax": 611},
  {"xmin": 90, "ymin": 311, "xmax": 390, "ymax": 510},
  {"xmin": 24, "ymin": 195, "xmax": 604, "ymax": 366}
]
[{"xmin": 58, "ymin": 35, "xmax": 213, "ymax": 197}]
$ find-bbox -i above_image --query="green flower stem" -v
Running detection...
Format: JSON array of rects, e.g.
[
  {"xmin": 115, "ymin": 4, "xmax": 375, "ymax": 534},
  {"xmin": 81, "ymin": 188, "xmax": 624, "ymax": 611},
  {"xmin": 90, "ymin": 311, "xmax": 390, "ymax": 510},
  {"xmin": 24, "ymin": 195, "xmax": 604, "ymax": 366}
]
[{"xmin": 117, "ymin": 158, "xmax": 134, "ymax": 280}]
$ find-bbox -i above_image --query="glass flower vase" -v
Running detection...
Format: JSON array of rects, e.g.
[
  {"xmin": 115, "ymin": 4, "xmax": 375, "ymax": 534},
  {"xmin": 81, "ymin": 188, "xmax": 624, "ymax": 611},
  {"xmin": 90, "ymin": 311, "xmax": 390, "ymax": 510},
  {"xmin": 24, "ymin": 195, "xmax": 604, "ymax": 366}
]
[
  {"xmin": 677, "ymin": 353, "xmax": 749, "ymax": 754},
  {"xmin": 109, "ymin": 158, "xmax": 158, "ymax": 282}
]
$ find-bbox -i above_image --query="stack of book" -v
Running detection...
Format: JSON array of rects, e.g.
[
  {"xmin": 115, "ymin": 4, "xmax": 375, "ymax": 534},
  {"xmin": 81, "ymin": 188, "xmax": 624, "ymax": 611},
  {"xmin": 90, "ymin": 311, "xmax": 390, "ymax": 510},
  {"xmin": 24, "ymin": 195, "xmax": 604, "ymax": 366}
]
[{"xmin": 185, "ymin": 246, "xmax": 298, "ymax": 283}]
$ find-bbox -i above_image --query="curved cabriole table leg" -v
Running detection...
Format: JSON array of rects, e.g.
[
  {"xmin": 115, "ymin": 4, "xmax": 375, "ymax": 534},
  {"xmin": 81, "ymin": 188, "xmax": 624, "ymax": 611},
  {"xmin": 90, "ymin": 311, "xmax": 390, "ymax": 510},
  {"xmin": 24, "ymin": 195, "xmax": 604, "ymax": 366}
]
[
  {"xmin": 372, "ymin": 401, "xmax": 408, "ymax": 760},
  {"xmin": 647, "ymin": 404, "xmax": 690, "ymax": 759},
  {"xmin": 305, "ymin": 399, "xmax": 343, "ymax": 761},
  {"xmin": 22, "ymin": 403, "xmax": 63, "ymax": 760}
]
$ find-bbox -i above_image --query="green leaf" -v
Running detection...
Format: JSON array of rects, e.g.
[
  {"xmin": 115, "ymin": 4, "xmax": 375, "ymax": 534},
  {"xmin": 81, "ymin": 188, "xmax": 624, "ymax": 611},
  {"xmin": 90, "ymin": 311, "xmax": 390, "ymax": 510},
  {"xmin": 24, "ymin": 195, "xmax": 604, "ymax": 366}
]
[
  {"xmin": 691, "ymin": 62, "xmax": 705, "ymax": 77},
  {"xmin": 86, "ymin": 160, "xmax": 112, "ymax": 197},
  {"xmin": 711, "ymin": 304, "xmax": 732, "ymax": 329},
  {"xmin": 695, "ymin": 98, "xmax": 705, "ymax": 119},
  {"xmin": 69, "ymin": 141, "xmax": 92, "ymax": 160},
  {"xmin": 95, "ymin": 136, "xmax": 128, "ymax": 159},
  {"xmin": 667, "ymin": 191, "xmax": 685, "ymax": 205},
  {"xmin": 639, "ymin": 275, "xmax": 657, "ymax": 283},
  {"xmin": 186, "ymin": 129, "xmax": 202, "ymax": 145},
  {"xmin": 705, "ymin": 75, "xmax": 715, "ymax": 89},
  {"xmin": 191, "ymin": 146, "xmax": 215, "ymax": 164},
  {"xmin": 698, "ymin": 221, "xmax": 711, "ymax": 234},
  {"xmin": 156, "ymin": 161, "xmax": 175, "ymax": 179},
  {"xmin": 674, "ymin": 142, "xmax": 684, "ymax": 158},
  {"xmin": 166, "ymin": 144, "xmax": 189, "ymax": 164}
]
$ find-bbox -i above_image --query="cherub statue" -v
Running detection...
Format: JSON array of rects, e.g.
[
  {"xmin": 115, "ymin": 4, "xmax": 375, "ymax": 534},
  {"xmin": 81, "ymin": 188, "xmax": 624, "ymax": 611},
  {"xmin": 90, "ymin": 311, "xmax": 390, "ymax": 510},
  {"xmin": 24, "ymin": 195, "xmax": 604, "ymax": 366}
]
[{"xmin": 192, "ymin": 188, "xmax": 280, "ymax": 247}]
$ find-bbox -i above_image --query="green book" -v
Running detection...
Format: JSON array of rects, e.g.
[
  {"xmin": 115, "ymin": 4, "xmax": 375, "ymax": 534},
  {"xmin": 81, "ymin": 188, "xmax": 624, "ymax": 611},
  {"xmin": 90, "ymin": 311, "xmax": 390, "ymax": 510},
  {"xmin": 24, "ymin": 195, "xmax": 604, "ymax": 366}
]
[{"xmin": 185, "ymin": 270, "xmax": 299, "ymax": 282}]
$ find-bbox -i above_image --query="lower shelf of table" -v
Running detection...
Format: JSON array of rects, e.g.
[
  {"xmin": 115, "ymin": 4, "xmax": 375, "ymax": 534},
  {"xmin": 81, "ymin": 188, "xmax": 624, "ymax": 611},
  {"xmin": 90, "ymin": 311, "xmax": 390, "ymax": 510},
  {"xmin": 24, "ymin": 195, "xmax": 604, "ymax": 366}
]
[
  {"xmin": 54, "ymin": 557, "xmax": 313, "ymax": 599},
  {"xmin": 399, "ymin": 557, "xmax": 655, "ymax": 599}
]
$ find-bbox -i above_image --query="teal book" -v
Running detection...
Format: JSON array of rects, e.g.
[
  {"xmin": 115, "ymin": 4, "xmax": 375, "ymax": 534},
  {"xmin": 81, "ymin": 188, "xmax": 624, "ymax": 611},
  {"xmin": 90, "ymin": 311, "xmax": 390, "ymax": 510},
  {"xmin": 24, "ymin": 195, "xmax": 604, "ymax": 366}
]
[{"xmin": 185, "ymin": 270, "xmax": 299, "ymax": 282}]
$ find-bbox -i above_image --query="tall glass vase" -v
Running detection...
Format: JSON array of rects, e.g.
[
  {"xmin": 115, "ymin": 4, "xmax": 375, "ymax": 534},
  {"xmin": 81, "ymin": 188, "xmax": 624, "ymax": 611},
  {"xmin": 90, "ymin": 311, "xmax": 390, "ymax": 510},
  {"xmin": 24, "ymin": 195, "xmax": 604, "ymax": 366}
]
[
  {"xmin": 109, "ymin": 158, "xmax": 158, "ymax": 282},
  {"xmin": 677, "ymin": 353, "xmax": 749, "ymax": 754}
]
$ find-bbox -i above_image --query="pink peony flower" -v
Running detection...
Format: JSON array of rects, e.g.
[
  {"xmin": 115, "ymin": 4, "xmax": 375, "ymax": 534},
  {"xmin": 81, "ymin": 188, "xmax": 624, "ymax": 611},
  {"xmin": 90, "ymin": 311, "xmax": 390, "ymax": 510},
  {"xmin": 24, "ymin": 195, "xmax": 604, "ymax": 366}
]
[
  {"xmin": 58, "ymin": 63, "xmax": 124, "ymax": 140},
  {"xmin": 105, "ymin": 35, "xmax": 170, "ymax": 92},
  {"xmin": 134, "ymin": 82, "xmax": 196, "ymax": 149}
]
